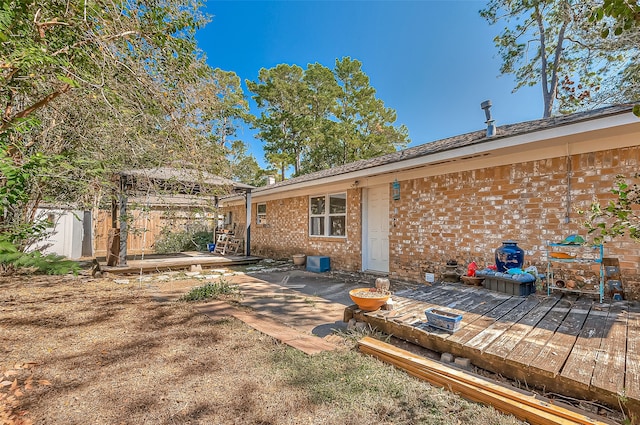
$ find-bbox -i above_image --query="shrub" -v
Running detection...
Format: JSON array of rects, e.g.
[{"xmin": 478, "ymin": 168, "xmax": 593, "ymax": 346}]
[
  {"xmin": 179, "ymin": 279, "xmax": 239, "ymax": 301},
  {"xmin": 0, "ymin": 239, "xmax": 79, "ymax": 275},
  {"xmin": 154, "ymin": 227, "xmax": 213, "ymax": 254}
]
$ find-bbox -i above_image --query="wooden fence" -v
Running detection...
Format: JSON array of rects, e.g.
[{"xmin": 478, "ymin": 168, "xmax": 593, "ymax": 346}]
[{"xmin": 93, "ymin": 207, "xmax": 217, "ymax": 257}]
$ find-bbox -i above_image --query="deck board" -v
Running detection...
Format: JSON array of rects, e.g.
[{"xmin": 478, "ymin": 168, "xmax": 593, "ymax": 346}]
[
  {"xmin": 347, "ymin": 283, "xmax": 640, "ymax": 413},
  {"xmin": 465, "ymin": 296, "xmax": 541, "ymax": 354},
  {"xmin": 446, "ymin": 296, "xmax": 524, "ymax": 348},
  {"xmin": 528, "ymin": 296, "xmax": 592, "ymax": 378},
  {"xmin": 482, "ymin": 294, "xmax": 561, "ymax": 360},
  {"xmin": 560, "ymin": 303, "xmax": 610, "ymax": 388},
  {"xmin": 590, "ymin": 302, "xmax": 628, "ymax": 395},
  {"xmin": 505, "ymin": 294, "xmax": 575, "ymax": 366},
  {"xmin": 100, "ymin": 253, "xmax": 260, "ymax": 274},
  {"xmin": 625, "ymin": 302, "xmax": 640, "ymax": 400}
]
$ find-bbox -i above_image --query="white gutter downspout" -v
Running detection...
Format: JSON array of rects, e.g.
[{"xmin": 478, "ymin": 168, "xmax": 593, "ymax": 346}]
[{"xmin": 245, "ymin": 189, "xmax": 252, "ymax": 256}]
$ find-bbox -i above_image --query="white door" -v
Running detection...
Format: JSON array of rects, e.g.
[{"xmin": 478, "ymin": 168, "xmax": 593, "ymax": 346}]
[{"xmin": 364, "ymin": 185, "xmax": 389, "ymax": 273}]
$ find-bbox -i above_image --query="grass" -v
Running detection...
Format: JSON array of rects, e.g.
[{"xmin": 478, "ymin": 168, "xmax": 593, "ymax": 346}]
[
  {"xmin": 2, "ymin": 274, "xmax": 527, "ymax": 425},
  {"xmin": 269, "ymin": 347, "xmax": 524, "ymax": 424},
  {"xmin": 179, "ymin": 277, "xmax": 239, "ymax": 301}
]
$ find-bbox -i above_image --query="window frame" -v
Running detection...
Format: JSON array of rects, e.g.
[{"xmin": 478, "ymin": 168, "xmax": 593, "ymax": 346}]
[
  {"xmin": 309, "ymin": 193, "xmax": 347, "ymax": 238},
  {"xmin": 256, "ymin": 203, "xmax": 267, "ymax": 225}
]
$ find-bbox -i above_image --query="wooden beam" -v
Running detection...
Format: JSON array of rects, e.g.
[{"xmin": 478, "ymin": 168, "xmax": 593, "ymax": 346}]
[{"xmin": 358, "ymin": 337, "xmax": 609, "ymax": 425}]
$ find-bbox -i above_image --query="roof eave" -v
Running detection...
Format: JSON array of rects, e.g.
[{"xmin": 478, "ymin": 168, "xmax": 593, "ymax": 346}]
[{"xmin": 247, "ymin": 108, "xmax": 638, "ymax": 199}]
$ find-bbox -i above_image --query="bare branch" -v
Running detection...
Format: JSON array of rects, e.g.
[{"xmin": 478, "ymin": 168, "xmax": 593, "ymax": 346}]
[{"xmin": 0, "ymin": 84, "xmax": 71, "ymax": 132}]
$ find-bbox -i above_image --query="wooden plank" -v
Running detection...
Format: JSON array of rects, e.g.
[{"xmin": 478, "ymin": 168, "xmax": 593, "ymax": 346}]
[
  {"xmin": 590, "ymin": 302, "xmax": 628, "ymax": 395},
  {"xmin": 528, "ymin": 297, "xmax": 593, "ymax": 378},
  {"xmin": 358, "ymin": 337, "xmax": 610, "ymax": 425},
  {"xmin": 387, "ymin": 303, "xmax": 425, "ymax": 325},
  {"xmin": 420, "ymin": 290, "xmax": 512, "ymax": 337},
  {"xmin": 101, "ymin": 255, "xmax": 260, "ymax": 274},
  {"xmin": 466, "ymin": 296, "xmax": 541, "ymax": 354},
  {"xmin": 560, "ymin": 303, "xmax": 610, "ymax": 387},
  {"xmin": 625, "ymin": 302, "xmax": 640, "ymax": 400},
  {"xmin": 414, "ymin": 285, "xmax": 481, "ymax": 309},
  {"xmin": 389, "ymin": 286, "xmax": 460, "ymax": 314},
  {"xmin": 484, "ymin": 293, "xmax": 562, "ymax": 359},
  {"xmin": 447, "ymin": 296, "xmax": 525, "ymax": 347},
  {"xmin": 394, "ymin": 283, "xmax": 446, "ymax": 299},
  {"xmin": 506, "ymin": 295, "xmax": 576, "ymax": 366},
  {"xmin": 383, "ymin": 285, "xmax": 483, "ymax": 326},
  {"xmin": 442, "ymin": 288, "xmax": 508, "ymax": 312},
  {"xmin": 362, "ymin": 347, "xmax": 579, "ymax": 425}
]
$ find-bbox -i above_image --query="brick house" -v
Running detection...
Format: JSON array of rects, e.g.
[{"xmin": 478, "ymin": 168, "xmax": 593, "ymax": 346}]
[{"xmin": 221, "ymin": 105, "xmax": 640, "ymax": 299}]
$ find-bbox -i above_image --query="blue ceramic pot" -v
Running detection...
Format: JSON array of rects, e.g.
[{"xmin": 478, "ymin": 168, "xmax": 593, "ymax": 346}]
[{"xmin": 495, "ymin": 241, "xmax": 524, "ymax": 273}]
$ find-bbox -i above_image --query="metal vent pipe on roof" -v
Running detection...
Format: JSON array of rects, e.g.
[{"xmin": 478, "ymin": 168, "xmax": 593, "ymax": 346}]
[{"xmin": 481, "ymin": 100, "xmax": 496, "ymax": 137}]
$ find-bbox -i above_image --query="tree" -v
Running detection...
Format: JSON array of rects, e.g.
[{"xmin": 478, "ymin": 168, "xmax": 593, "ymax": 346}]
[
  {"xmin": 319, "ymin": 57, "xmax": 409, "ymax": 172},
  {"xmin": 591, "ymin": 0, "xmax": 640, "ymax": 38},
  {"xmin": 246, "ymin": 64, "xmax": 310, "ymax": 176},
  {"xmin": 265, "ymin": 152, "xmax": 290, "ymax": 182},
  {"xmin": 181, "ymin": 69, "xmax": 252, "ymax": 149},
  {"xmin": 581, "ymin": 174, "xmax": 640, "ymax": 243},
  {"xmin": 0, "ymin": 1, "xmax": 248, "ymax": 251},
  {"xmin": 247, "ymin": 57, "xmax": 409, "ymax": 177},
  {"xmin": 480, "ymin": 0, "xmax": 628, "ymax": 117},
  {"xmin": 589, "ymin": 0, "xmax": 640, "ymax": 114},
  {"xmin": 227, "ymin": 140, "xmax": 273, "ymax": 187}
]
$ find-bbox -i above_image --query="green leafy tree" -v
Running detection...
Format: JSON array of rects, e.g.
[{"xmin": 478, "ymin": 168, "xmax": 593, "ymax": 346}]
[
  {"xmin": 0, "ymin": 1, "xmax": 248, "ymax": 253},
  {"xmin": 581, "ymin": 174, "xmax": 640, "ymax": 243},
  {"xmin": 480, "ymin": 0, "xmax": 628, "ymax": 117},
  {"xmin": 247, "ymin": 58, "xmax": 409, "ymax": 177},
  {"xmin": 589, "ymin": 0, "xmax": 640, "ymax": 114},
  {"xmin": 228, "ymin": 140, "xmax": 273, "ymax": 187},
  {"xmin": 247, "ymin": 64, "xmax": 310, "ymax": 176},
  {"xmin": 0, "ymin": 125, "xmax": 55, "ymax": 249},
  {"xmin": 320, "ymin": 57, "xmax": 409, "ymax": 172},
  {"xmin": 299, "ymin": 62, "xmax": 342, "ymax": 172},
  {"xmin": 265, "ymin": 152, "xmax": 290, "ymax": 182},
  {"xmin": 591, "ymin": 0, "xmax": 640, "ymax": 38}
]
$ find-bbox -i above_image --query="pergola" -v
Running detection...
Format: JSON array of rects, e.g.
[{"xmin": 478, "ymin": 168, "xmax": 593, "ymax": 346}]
[{"xmin": 108, "ymin": 167, "xmax": 253, "ymax": 266}]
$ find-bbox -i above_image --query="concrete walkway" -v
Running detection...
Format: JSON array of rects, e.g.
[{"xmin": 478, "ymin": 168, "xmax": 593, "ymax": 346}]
[{"xmin": 151, "ymin": 268, "xmax": 375, "ymax": 355}]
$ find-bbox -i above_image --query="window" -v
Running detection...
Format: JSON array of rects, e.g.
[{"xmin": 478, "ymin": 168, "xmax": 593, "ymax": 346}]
[
  {"xmin": 309, "ymin": 193, "xmax": 346, "ymax": 237},
  {"xmin": 256, "ymin": 203, "xmax": 267, "ymax": 225}
]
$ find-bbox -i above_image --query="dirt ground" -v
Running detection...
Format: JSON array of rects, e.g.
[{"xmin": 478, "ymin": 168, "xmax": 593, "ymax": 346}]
[{"xmin": 0, "ymin": 273, "xmax": 529, "ymax": 425}]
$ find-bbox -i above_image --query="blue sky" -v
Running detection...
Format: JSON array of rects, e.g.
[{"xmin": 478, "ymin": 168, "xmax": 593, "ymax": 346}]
[{"xmin": 196, "ymin": 0, "xmax": 543, "ymax": 168}]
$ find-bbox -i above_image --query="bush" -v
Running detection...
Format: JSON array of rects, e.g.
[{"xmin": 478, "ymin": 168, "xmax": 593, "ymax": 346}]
[
  {"xmin": 0, "ymin": 239, "xmax": 79, "ymax": 275},
  {"xmin": 154, "ymin": 228, "xmax": 214, "ymax": 254},
  {"xmin": 179, "ymin": 279, "xmax": 239, "ymax": 301}
]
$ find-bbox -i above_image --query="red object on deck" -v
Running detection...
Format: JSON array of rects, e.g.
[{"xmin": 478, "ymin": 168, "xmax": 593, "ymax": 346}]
[{"xmin": 467, "ymin": 261, "xmax": 478, "ymax": 277}]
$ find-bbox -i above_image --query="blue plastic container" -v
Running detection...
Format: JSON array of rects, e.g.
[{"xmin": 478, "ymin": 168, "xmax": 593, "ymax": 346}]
[
  {"xmin": 425, "ymin": 308, "xmax": 463, "ymax": 333},
  {"xmin": 306, "ymin": 256, "xmax": 330, "ymax": 273}
]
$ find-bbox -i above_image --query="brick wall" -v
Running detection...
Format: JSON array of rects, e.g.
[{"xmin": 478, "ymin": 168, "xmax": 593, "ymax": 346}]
[
  {"xmin": 225, "ymin": 147, "xmax": 640, "ymax": 300},
  {"xmin": 389, "ymin": 147, "xmax": 640, "ymax": 299},
  {"xmin": 249, "ymin": 189, "xmax": 362, "ymax": 272}
]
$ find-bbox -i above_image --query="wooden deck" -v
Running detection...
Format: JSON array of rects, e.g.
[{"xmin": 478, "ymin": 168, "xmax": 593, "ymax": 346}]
[
  {"xmin": 99, "ymin": 252, "xmax": 261, "ymax": 274},
  {"xmin": 345, "ymin": 282, "xmax": 640, "ymax": 413}
]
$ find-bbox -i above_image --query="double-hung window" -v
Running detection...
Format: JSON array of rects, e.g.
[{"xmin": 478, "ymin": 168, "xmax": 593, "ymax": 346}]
[
  {"xmin": 309, "ymin": 193, "xmax": 346, "ymax": 237},
  {"xmin": 256, "ymin": 203, "xmax": 267, "ymax": 225}
]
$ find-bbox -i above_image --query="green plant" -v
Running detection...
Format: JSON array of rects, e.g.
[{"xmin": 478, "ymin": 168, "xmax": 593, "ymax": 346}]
[
  {"xmin": 0, "ymin": 126, "xmax": 61, "ymax": 251},
  {"xmin": 303, "ymin": 297, "xmax": 318, "ymax": 308},
  {"xmin": 154, "ymin": 227, "xmax": 214, "ymax": 254},
  {"xmin": 580, "ymin": 173, "xmax": 640, "ymax": 243},
  {"xmin": 0, "ymin": 238, "xmax": 79, "ymax": 275},
  {"xmin": 179, "ymin": 278, "xmax": 239, "ymax": 302},
  {"xmin": 333, "ymin": 324, "xmax": 391, "ymax": 348}
]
